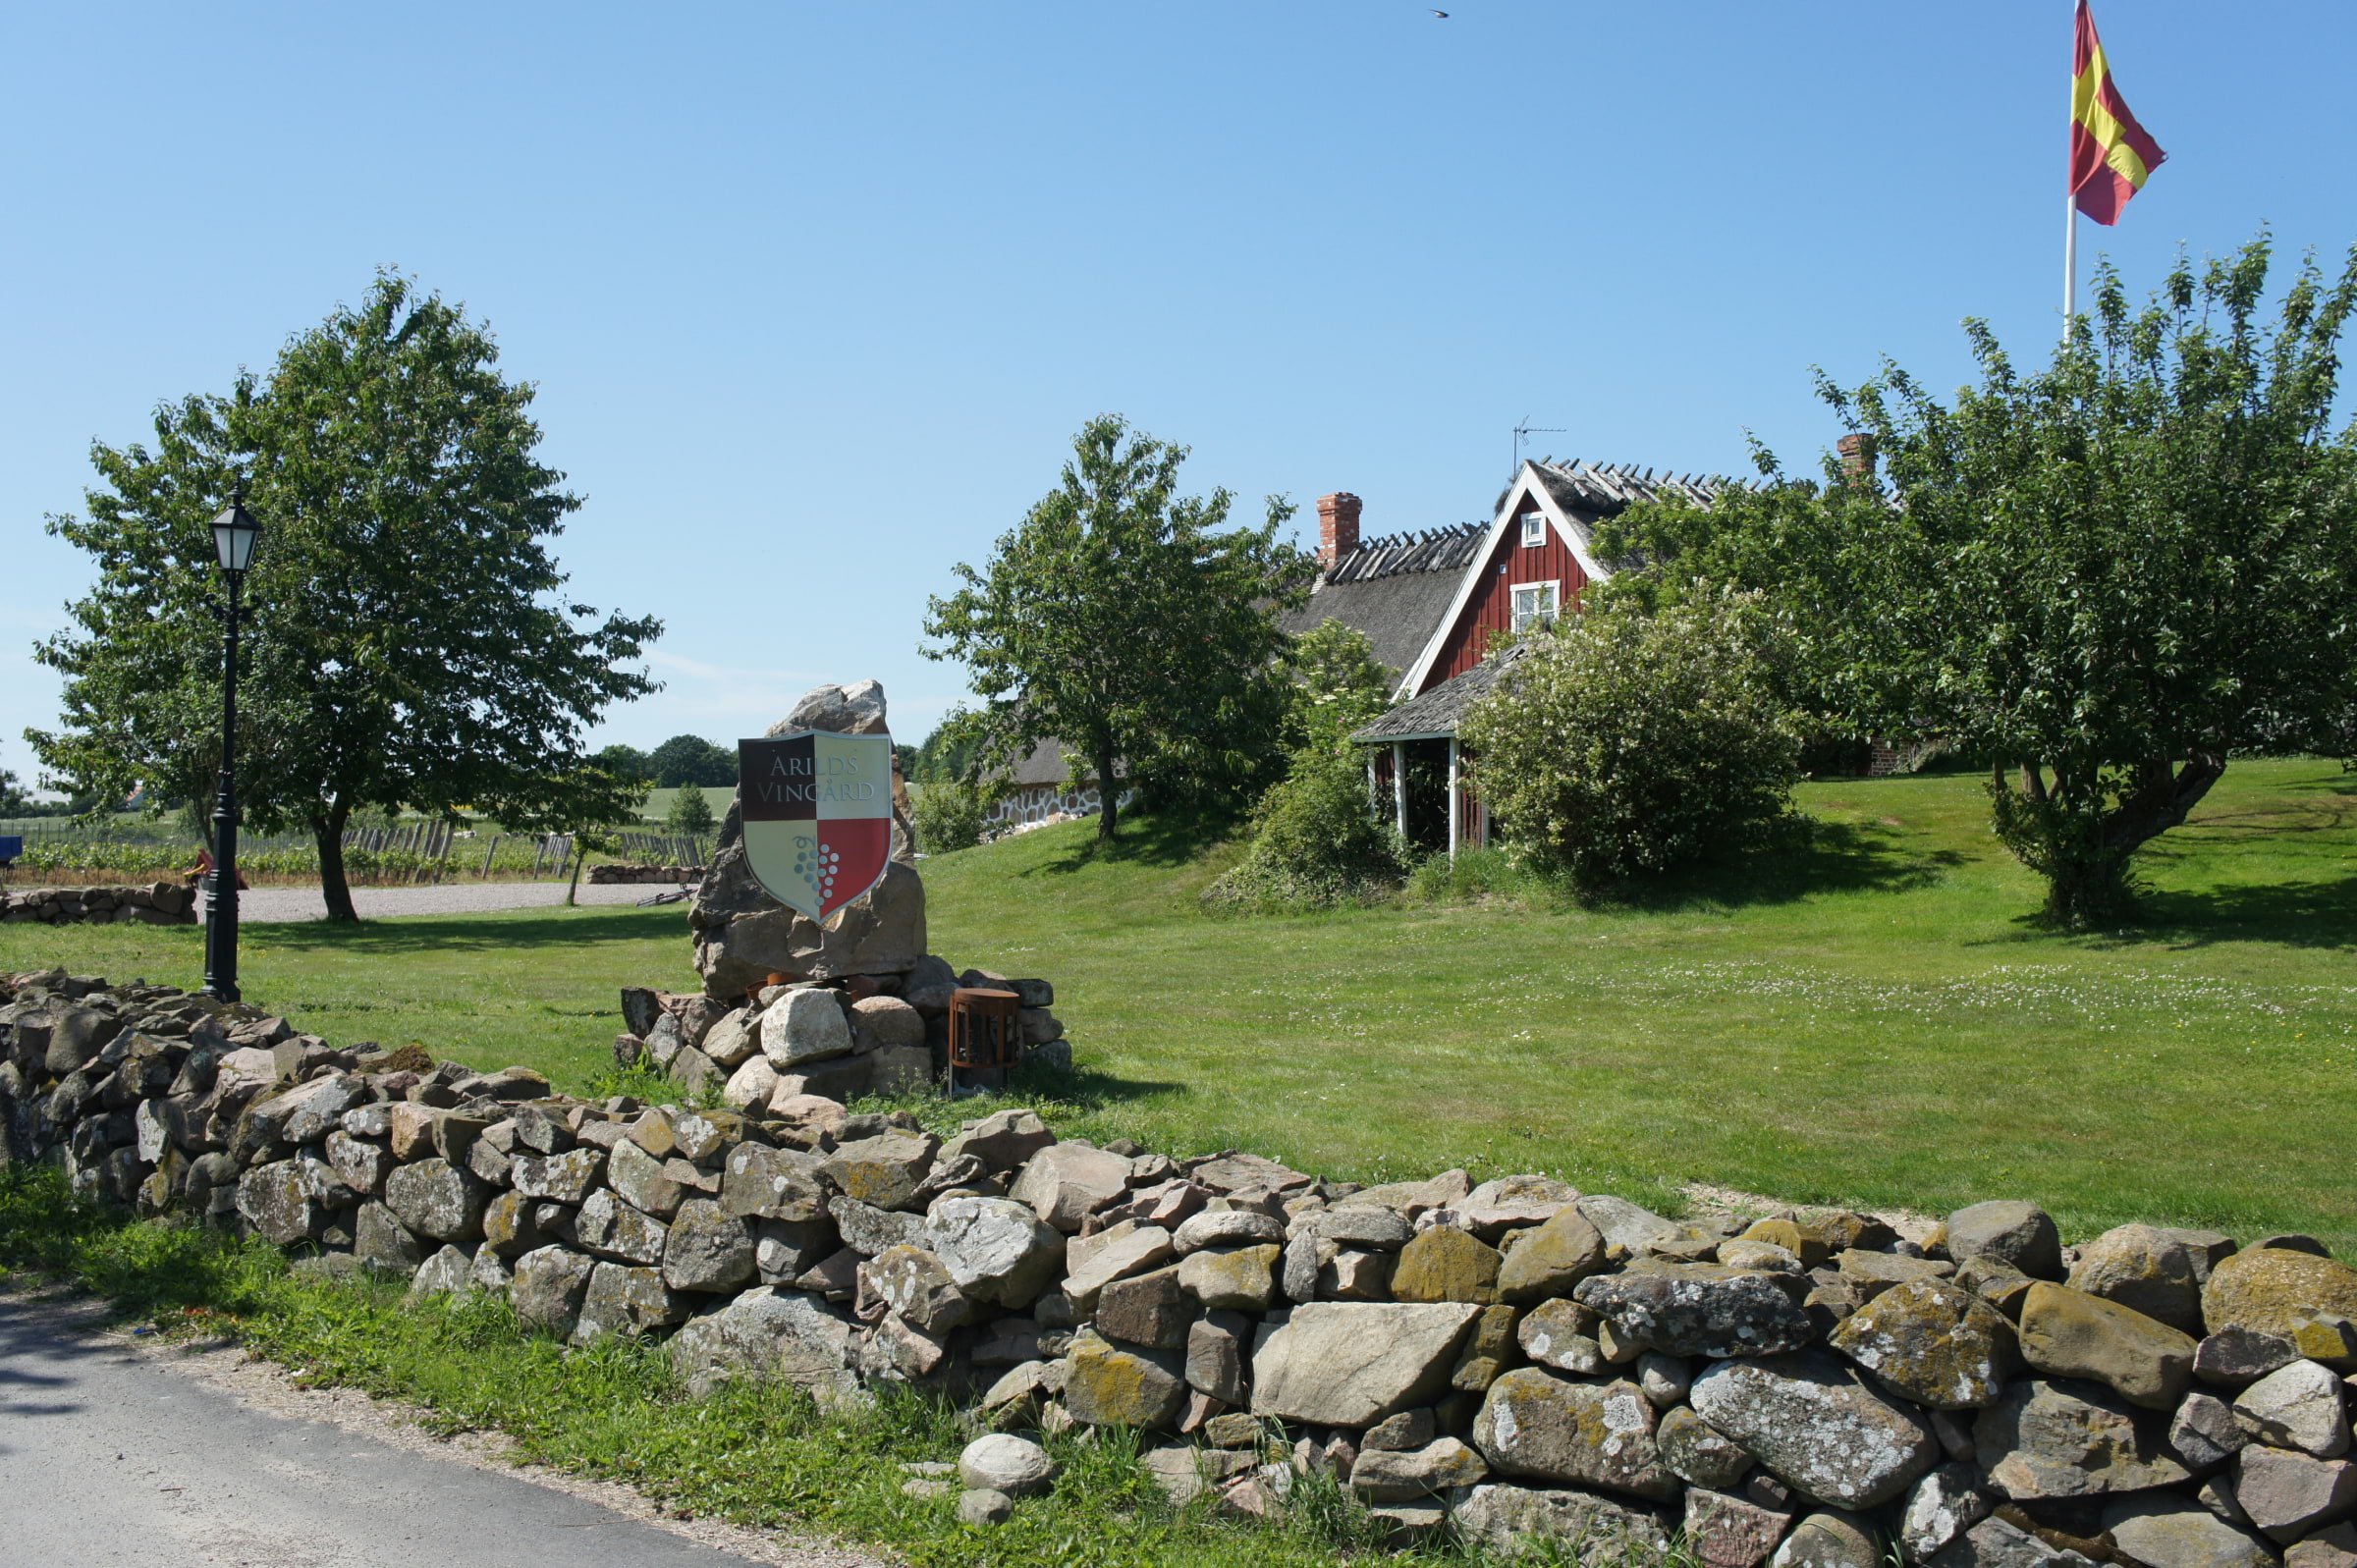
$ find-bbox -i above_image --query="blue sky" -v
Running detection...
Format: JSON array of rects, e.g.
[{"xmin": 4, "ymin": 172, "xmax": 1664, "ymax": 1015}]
[{"xmin": 6, "ymin": 2, "xmax": 2352, "ymax": 791}]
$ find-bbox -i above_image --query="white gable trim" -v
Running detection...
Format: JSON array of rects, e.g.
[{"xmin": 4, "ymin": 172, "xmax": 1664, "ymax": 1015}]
[{"xmin": 1395, "ymin": 463, "xmax": 1617, "ymax": 699}]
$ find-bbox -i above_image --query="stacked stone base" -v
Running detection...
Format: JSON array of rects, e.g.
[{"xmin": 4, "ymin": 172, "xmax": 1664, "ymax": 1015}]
[
  {"xmin": 2, "ymin": 884, "xmax": 196, "ymax": 925},
  {"xmin": 5, "ymin": 966, "xmax": 2356, "ymax": 1568},
  {"xmin": 586, "ymin": 864, "xmax": 705, "ymax": 886},
  {"xmin": 611, "ymin": 961, "xmax": 1069, "ymax": 1107}
]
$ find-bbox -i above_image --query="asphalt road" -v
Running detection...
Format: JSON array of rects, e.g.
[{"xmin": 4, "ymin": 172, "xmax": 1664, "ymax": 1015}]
[{"xmin": 0, "ymin": 1288, "xmax": 885, "ymax": 1568}]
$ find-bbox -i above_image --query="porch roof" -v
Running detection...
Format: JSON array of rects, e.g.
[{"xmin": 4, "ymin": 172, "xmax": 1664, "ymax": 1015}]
[{"xmin": 1351, "ymin": 640, "xmax": 1534, "ymax": 744}]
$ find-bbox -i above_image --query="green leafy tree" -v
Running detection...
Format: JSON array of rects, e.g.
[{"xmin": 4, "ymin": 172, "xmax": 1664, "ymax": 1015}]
[
  {"xmin": 1284, "ymin": 620, "xmax": 1397, "ymax": 747},
  {"xmin": 1461, "ymin": 593, "xmax": 1802, "ymax": 891},
  {"xmin": 0, "ymin": 768, "xmax": 33, "ymax": 817},
  {"xmin": 912, "ymin": 705, "xmax": 990, "ymax": 785},
  {"xmin": 664, "ymin": 781, "xmax": 716, "ymax": 837},
  {"xmin": 923, "ymin": 414, "xmax": 1313, "ymax": 841},
  {"xmin": 648, "ymin": 733, "xmax": 736, "ymax": 788},
  {"xmin": 593, "ymin": 742, "xmax": 655, "ymax": 784},
  {"xmin": 28, "ymin": 271, "xmax": 661, "ymax": 921},
  {"xmin": 1608, "ymin": 237, "xmax": 2357, "ymax": 925}
]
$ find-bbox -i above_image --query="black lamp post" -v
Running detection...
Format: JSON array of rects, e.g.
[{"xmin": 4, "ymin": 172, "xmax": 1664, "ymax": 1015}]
[{"xmin": 203, "ymin": 482, "xmax": 262, "ymax": 1002}]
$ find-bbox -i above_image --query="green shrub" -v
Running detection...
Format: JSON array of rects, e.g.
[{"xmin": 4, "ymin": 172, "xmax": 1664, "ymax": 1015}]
[
  {"xmin": 1460, "ymin": 592, "xmax": 1802, "ymax": 891},
  {"xmin": 663, "ymin": 783, "xmax": 715, "ymax": 837},
  {"xmin": 911, "ymin": 778, "xmax": 985, "ymax": 855},
  {"xmin": 1202, "ymin": 741, "xmax": 1406, "ymax": 911}
]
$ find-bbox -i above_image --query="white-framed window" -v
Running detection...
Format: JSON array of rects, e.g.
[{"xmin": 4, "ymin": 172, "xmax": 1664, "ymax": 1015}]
[
  {"xmin": 1509, "ymin": 579, "xmax": 1560, "ymax": 633},
  {"xmin": 1518, "ymin": 511, "xmax": 1547, "ymax": 548}
]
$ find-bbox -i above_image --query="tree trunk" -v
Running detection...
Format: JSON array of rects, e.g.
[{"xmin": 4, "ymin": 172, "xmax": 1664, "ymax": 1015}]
[
  {"xmin": 1093, "ymin": 738, "xmax": 1120, "ymax": 842},
  {"xmin": 314, "ymin": 804, "xmax": 357, "ymax": 923},
  {"xmin": 2029, "ymin": 753, "xmax": 2226, "ymax": 928},
  {"xmin": 566, "ymin": 838, "xmax": 587, "ymax": 906}
]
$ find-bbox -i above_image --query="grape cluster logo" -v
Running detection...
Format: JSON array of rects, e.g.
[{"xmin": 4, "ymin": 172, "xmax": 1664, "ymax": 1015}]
[{"xmin": 738, "ymin": 730, "xmax": 894, "ymax": 922}]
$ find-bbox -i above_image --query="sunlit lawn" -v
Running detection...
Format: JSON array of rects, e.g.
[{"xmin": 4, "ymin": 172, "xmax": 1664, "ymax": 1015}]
[{"xmin": 8, "ymin": 758, "xmax": 2352, "ymax": 1252}]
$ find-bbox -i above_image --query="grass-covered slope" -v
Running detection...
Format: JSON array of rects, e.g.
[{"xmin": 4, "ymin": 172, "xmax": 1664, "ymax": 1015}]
[{"xmin": 5, "ymin": 759, "xmax": 2352, "ymax": 1250}]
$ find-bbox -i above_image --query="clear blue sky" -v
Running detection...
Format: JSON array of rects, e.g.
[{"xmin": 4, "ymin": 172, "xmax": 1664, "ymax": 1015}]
[{"xmin": 7, "ymin": 2, "xmax": 2352, "ymax": 791}]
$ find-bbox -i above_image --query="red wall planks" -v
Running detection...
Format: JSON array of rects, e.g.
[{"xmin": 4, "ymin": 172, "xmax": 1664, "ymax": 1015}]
[{"xmin": 1421, "ymin": 519, "xmax": 1588, "ymax": 690}]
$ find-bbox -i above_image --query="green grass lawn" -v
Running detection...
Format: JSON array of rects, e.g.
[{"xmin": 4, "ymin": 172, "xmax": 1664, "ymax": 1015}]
[{"xmin": 7, "ymin": 759, "xmax": 2354, "ymax": 1252}]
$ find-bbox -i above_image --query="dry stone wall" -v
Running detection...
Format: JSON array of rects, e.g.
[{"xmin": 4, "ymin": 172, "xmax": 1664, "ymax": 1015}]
[
  {"xmin": 2, "ymin": 883, "xmax": 196, "ymax": 926},
  {"xmin": 5, "ymin": 964, "xmax": 2356, "ymax": 1568}
]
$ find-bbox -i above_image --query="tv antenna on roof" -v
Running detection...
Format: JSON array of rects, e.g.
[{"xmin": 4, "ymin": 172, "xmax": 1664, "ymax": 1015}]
[{"xmin": 1513, "ymin": 418, "xmax": 1564, "ymax": 482}]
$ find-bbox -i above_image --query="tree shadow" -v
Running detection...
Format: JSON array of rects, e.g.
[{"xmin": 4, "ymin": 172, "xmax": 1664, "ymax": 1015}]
[
  {"xmin": 253, "ymin": 906, "xmax": 688, "ymax": 956},
  {"xmin": 1606, "ymin": 816, "xmax": 1967, "ymax": 913},
  {"xmin": 1021, "ymin": 811, "xmax": 1236, "ymax": 878},
  {"xmin": 1008, "ymin": 1060, "xmax": 1185, "ymax": 1109},
  {"xmin": 2064, "ymin": 875, "xmax": 2357, "ymax": 951}
]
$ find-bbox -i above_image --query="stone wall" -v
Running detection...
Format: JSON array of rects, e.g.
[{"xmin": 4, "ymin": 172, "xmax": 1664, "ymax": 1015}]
[
  {"xmin": 1, "ymin": 884, "xmax": 196, "ymax": 926},
  {"xmin": 585, "ymin": 864, "xmax": 706, "ymax": 886},
  {"xmin": 4, "ymin": 966, "xmax": 2355, "ymax": 1568}
]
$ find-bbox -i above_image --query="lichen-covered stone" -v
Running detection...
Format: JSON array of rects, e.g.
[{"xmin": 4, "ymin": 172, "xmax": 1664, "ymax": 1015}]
[
  {"xmin": 1685, "ymin": 1486, "xmax": 1796, "ymax": 1568},
  {"xmin": 1389, "ymin": 1224, "xmax": 1502, "ymax": 1305},
  {"xmin": 383, "ymin": 1157, "xmax": 486, "ymax": 1244},
  {"xmin": 574, "ymin": 1262, "xmax": 687, "ymax": 1344},
  {"xmin": 864, "ymin": 1244, "xmax": 972, "ymax": 1333},
  {"xmin": 1945, "ymin": 1202, "xmax": 2063, "ymax": 1280},
  {"xmin": 511, "ymin": 1146, "xmax": 605, "ymax": 1204},
  {"xmin": 1662, "ymin": 1404, "xmax": 1757, "ymax": 1489},
  {"xmin": 2018, "ymin": 1282, "xmax": 2196, "ymax": 1411},
  {"xmin": 1250, "ymin": 1301, "xmax": 1482, "ymax": 1428},
  {"xmin": 1009, "ymin": 1142, "xmax": 1131, "ymax": 1232},
  {"xmin": 1063, "ymin": 1328, "xmax": 1184, "ymax": 1428},
  {"xmin": 1972, "ymin": 1378, "xmax": 2191, "ymax": 1499},
  {"xmin": 2068, "ymin": 1224, "xmax": 2209, "ymax": 1335},
  {"xmin": 663, "ymin": 1198, "xmax": 756, "ymax": 1294},
  {"xmin": 1830, "ymin": 1279, "xmax": 2020, "ymax": 1410},
  {"xmin": 1472, "ymin": 1369, "xmax": 1678, "ymax": 1500},
  {"xmin": 575, "ymin": 1189, "xmax": 668, "ymax": 1266},
  {"xmin": 2207, "ymin": 1250, "xmax": 2357, "ymax": 1344},
  {"xmin": 1178, "ymin": 1244, "xmax": 1281, "ymax": 1313},
  {"xmin": 670, "ymin": 1286, "xmax": 857, "ymax": 1399},
  {"xmin": 1900, "ymin": 1464, "xmax": 1992, "ymax": 1565},
  {"xmin": 1451, "ymin": 1483, "xmax": 1674, "ymax": 1561},
  {"xmin": 1349, "ymin": 1437, "xmax": 1490, "ymax": 1503},
  {"xmin": 824, "ymin": 1130, "xmax": 938, "ymax": 1212},
  {"xmin": 923, "ymin": 1194, "xmax": 1065, "ymax": 1308},
  {"xmin": 719, "ymin": 1141, "xmax": 828, "ymax": 1223},
  {"xmin": 1689, "ymin": 1348, "xmax": 1939, "ymax": 1510},
  {"xmin": 1577, "ymin": 1262, "xmax": 1815, "ymax": 1359},
  {"xmin": 2101, "ymin": 1494, "xmax": 2276, "ymax": 1568},
  {"xmin": 510, "ymin": 1244, "xmax": 596, "ymax": 1335}
]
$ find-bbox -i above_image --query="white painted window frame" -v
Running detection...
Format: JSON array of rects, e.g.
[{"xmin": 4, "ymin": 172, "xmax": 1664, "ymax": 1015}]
[
  {"xmin": 1508, "ymin": 578, "xmax": 1561, "ymax": 634},
  {"xmin": 1518, "ymin": 511, "xmax": 1546, "ymax": 548}
]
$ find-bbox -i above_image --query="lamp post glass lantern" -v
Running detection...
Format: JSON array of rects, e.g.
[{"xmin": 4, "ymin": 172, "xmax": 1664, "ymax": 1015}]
[{"xmin": 203, "ymin": 483, "xmax": 261, "ymax": 1002}]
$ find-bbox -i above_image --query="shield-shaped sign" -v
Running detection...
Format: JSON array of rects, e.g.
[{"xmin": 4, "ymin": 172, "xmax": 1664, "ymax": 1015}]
[{"xmin": 739, "ymin": 730, "xmax": 895, "ymax": 922}]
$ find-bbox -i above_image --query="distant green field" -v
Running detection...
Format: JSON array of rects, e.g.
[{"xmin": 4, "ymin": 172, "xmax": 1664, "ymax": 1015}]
[
  {"xmin": 631, "ymin": 784, "xmax": 738, "ymax": 826},
  {"xmin": 6, "ymin": 758, "xmax": 2353, "ymax": 1252}
]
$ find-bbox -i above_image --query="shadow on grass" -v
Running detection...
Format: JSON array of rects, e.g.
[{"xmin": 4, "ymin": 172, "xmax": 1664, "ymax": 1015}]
[
  {"xmin": 1606, "ymin": 816, "xmax": 1967, "ymax": 913},
  {"xmin": 1023, "ymin": 811, "xmax": 1236, "ymax": 877},
  {"xmin": 252, "ymin": 905, "xmax": 687, "ymax": 955},
  {"xmin": 1009, "ymin": 1060, "xmax": 1185, "ymax": 1109},
  {"xmin": 2070, "ymin": 874, "xmax": 2357, "ymax": 951}
]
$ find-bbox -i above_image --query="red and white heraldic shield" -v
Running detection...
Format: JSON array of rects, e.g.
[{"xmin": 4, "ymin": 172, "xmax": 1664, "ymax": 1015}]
[{"xmin": 738, "ymin": 730, "xmax": 894, "ymax": 922}]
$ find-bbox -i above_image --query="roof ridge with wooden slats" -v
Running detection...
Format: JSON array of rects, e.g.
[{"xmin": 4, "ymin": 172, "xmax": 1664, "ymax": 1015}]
[
  {"xmin": 1525, "ymin": 459, "xmax": 1733, "ymax": 514},
  {"xmin": 1321, "ymin": 519, "xmax": 1488, "ymax": 584}
]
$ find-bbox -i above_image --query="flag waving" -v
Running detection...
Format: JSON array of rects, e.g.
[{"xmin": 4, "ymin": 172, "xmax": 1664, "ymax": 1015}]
[{"xmin": 2070, "ymin": 0, "xmax": 2165, "ymax": 225}]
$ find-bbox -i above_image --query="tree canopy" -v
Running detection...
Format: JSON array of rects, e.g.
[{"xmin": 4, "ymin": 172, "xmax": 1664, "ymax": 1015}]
[
  {"xmin": 648, "ymin": 733, "xmax": 737, "ymax": 788},
  {"xmin": 922, "ymin": 415, "xmax": 1312, "ymax": 840},
  {"xmin": 29, "ymin": 270, "xmax": 660, "ymax": 920},
  {"xmin": 1601, "ymin": 236, "xmax": 2357, "ymax": 925}
]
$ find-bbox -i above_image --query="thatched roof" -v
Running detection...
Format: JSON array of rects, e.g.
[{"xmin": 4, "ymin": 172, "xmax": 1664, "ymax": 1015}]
[
  {"xmin": 1352, "ymin": 641, "xmax": 1535, "ymax": 743},
  {"xmin": 1276, "ymin": 521, "xmax": 1485, "ymax": 677}
]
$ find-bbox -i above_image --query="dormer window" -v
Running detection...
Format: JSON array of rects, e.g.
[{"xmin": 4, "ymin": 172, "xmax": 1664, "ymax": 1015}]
[
  {"xmin": 1510, "ymin": 579, "xmax": 1560, "ymax": 633},
  {"xmin": 1518, "ymin": 511, "xmax": 1546, "ymax": 549}
]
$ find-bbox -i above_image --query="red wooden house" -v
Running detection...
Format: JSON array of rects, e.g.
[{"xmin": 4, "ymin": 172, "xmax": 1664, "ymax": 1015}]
[{"xmin": 1286, "ymin": 460, "xmax": 1728, "ymax": 856}]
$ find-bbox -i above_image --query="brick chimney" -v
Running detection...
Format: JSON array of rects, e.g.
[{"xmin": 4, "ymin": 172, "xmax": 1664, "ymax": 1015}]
[
  {"xmin": 1316, "ymin": 492, "xmax": 1362, "ymax": 569},
  {"xmin": 1836, "ymin": 432, "xmax": 1877, "ymax": 481}
]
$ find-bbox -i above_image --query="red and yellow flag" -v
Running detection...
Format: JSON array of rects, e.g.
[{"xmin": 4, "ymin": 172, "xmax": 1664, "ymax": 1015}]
[{"xmin": 2070, "ymin": 0, "xmax": 2165, "ymax": 225}]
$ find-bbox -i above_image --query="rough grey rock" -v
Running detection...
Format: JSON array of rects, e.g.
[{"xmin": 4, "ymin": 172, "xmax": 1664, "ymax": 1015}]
[
  {"xmin": 608, "ymin": 1136, "xmax": 687, "ymax": 1219},
  {"xmin": 719, "ymin": 1141, "xmax": 828, "ymax": 1223},
  {"xmin": 1249, "ymin": 1302, "xmax": 1483, "ymax": 1428},
  {"xmin": 1689, "ymin": 1348, "xmax": 1939, "ymax": 1509},
  {"xmin": 2233, "ymin": 1444, "xmax": 2357, "ymax": 1543},
  {"xmin": 409, "ymin": 1244, "xmax": 476, "ymax": 1299},
  {"xmin": 760, "ymin": 990, "xmax": 853, "ymax": 1068},
  {"xmin": 1973, "ymin": 1378, "xmax": 2192, "ymax": 1499},
  {"xmin": 354, "ymin": 1200, "xmax": 423, "ymax": 1273},
  {"xmin": 2233, "ymin": 1360, "xmax": 2350, "ymax": 1458},
  {"xmin": 941, "ymin": 1108, "xmax": 1056, "ymax": 1174},
  {"xmin": 1685, "ymin": 1486, "xmax": 1797, "ymax": 1568},
  {"xmin": 1575, "ymin": 1193, "xmax": 1689, "ymax": 1254},
  {"xmin": 1451, "ymin": 1483, "xmax": 1674, "ymax": 1560},
  {"xmin": 510, "ymin": 1146, "xmax": 605, "ymax": 1204},
  {"xmin": 510, "ymin": 1244, "xmax": 597, "ymax": 1335},
  {"xmin": 1663, "ymin": 1404, "xmax": 1758, "ymax": 1490},
  {"xmin": 382, "ymin": 1157, "xmax": 486, "ymax": 1244},
  {"xmin": 1517, "ymin": 1297, "xmax": 1609, "ymax": 1376},
  {"xmin": 833, "ymin": 1194, "xmax": 925, "ymax": 1257},
  {"xmin": 662, "ymin": 1198, "xmax": 756, "ymax": 1293},
  {"xmin": 1349, "ymin": 1437, "xmax": 1489, "ymax": 1503},
  {"xmin": 2069, "ymin": 1223, "xmax": 2210, "ymax": 1335},
  {"xmin": 1185, "ymin": 1313, "xmax": 1246, "ymax": 1405},
  {"xmin": 864, "ymin": 1244, "xmax": 972, "ymax": 1333},
  {"xmin": 956, "ymin": 1487, "xmax": 1013, "ymax": 1527},
  {"xmin": 922, "ymin": 1194, "xmax": 1066, "ymax": 1308},
  {"xmin": 670, "ymin": 1286, "xmax": 858, "ymax": 1399},
  {"xmin": 1009, "ymin": 1142, "xmax": 1132, "ymax": 1232},
  {"xmin": 1774, "ymin": 1511, "xmax": 1884, "ymax": 1568},
  {"xmin": 1899, "ymin": 1465, "xmax": 1992, "ymax": 1565},
  {"xmin": 234, "ymin": 1158, "xmax": 329, "ymax": 1245},
  {"xmin": 1946, "ymin": 1202, "xmax": 2063, "ymax": 1280},
  {"xmin": 823, "ymin": 1130, "xmax": 937, "ymax": 1213},
  {"xmin": 1472, "ymin": 1370, "xmax": 1678, "ymax": 1500},
  {"xmin": 2017, "ymin": 1281, "xmax": 2197, "ymax": 1411},
  {"xmin": 1925, "ymin": 1517, "xmax": 2091, "ymax": 1568},
  {"xmin": 1830, "ymin": 1279, "xmax": 2021, "ymax": 1410},
  {"xmin": 575, "ymin": 1189, "xmax": 669, "ymax": 1266},
  {"xmin": 573, "ymin": 1262, "xmax": 686, "ymax": 1344},
  {"xmin": 1173, "ymin": 1209, "xmax": 1285, "ymax": 1254},
  {"xmin": 2173, "ymin": 1389, "xmax": 2254, "ymax": 1472},
  {"xmin": 959, "ymin": 1433, "xmax": 1056, "ymax": 1497},
  {"xmin": 2199, "ymin": 1329, "xmax": 2303, "ymax": 1389},
  {"xmin": 2102, "ymin": 1494, "xmax": 2277, "ymax": 1568},
  {"xmin": 1576, "ymin": 1263, "xmax": 1815, "ymax": 1358}
]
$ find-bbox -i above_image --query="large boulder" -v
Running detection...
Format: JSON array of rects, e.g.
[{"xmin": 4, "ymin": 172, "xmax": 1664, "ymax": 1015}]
[
  {"xmin": 1971, "ymin": 1378, "xmax": 2191, "ymax": 1499},
  {"xmin": 2205, "ymin": 1250, "xmax": 2357, "ymax": 1343},
  {"xmin": 2016, "ymin": 1282, "xmax": 2196, "ymax": 1411},
  {"xmin": 2101, "ymin": 1495, "xmax": 2277, "ymax": 1568},
  {"xmin": 1009, "ymin": 1142, "xmax": 1131, "ymax": 1232},
  {"xmin": 1576, "ymin": 1262, "xmax": 1815, "ymax": 1358},
  {"xmin": 760, "ymin": 990, "xmax": 853, "ymax": 1068},
  {"xmin": 670, "ymin": 1286, "xmax": 858, "ymax": 1400},
  {"xmin": 691, "ymin": 828, "xmax": 925, "ymax": 993},
  {"xmin": 1945, "ymin": 1202, "xmax": 2063, "ymax": 1280},
  {"xmin": 2067, "ymin": 1224, "xmax": 2211, "ymax": 1335},
  {"xmin": 1471, "ymin": 1370, "xmax": 1679, "ymax": 1500},
  {"xmin": 1688, "ymin": 1349, "xmax": 1939, "ymax": 1509},
  {"xmin": 1250, "ymin": 1302, "xmax": 1484, "ymax": 1427},
  {"xmin": 1829, "ymin": 1278, "xmax": 2019, "ymax": 1409},
  {"xmin": 1496, "ymin": 1207, "xmax": 1610, "ymax": 1304},
  {"xmin": 923, "ymin": 1194, "xmax": 1065, "ymax": 1308},
  {"xmin": 2234, "ymin": 1360, "xmax": 2351, "ymax": 1458}
]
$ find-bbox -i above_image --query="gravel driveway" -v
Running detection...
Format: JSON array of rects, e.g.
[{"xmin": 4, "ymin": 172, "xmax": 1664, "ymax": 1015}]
[{"xmin": 228, "ymin": 881, "xmax": 691, "ymax": 924}]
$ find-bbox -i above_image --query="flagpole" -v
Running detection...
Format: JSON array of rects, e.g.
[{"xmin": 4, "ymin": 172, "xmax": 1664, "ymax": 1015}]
[{"xmin": 2063, "ymin": 0, "xmax": 2077, "ymax": 341}]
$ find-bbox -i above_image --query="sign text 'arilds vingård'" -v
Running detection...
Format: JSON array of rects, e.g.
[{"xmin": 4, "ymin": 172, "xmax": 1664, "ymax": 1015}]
[{"xmin": 738, "ymin": 730, "xmax": 894, "ymax": 922}]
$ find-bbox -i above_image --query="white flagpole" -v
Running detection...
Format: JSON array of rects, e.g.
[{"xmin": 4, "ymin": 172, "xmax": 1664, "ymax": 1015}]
[{"xmin": 2063, "ymin": 0, "xmax": 2078, "ymax": 341}]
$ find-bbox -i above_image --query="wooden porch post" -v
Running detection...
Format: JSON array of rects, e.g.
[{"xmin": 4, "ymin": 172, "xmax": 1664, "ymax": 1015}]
[
  {"xmin": 1447, "ymin": 736, "xmax": 1460, "ymax": 860},
  {"xmin": 1392, "ymin": 741, "xmax": 1407, "ymax": 838}
]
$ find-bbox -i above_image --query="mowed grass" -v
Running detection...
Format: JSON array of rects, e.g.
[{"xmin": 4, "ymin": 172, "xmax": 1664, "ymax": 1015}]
[{"xmin": 6, "ymin": 759, "xmax": 2353, "ymax": 1252}]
